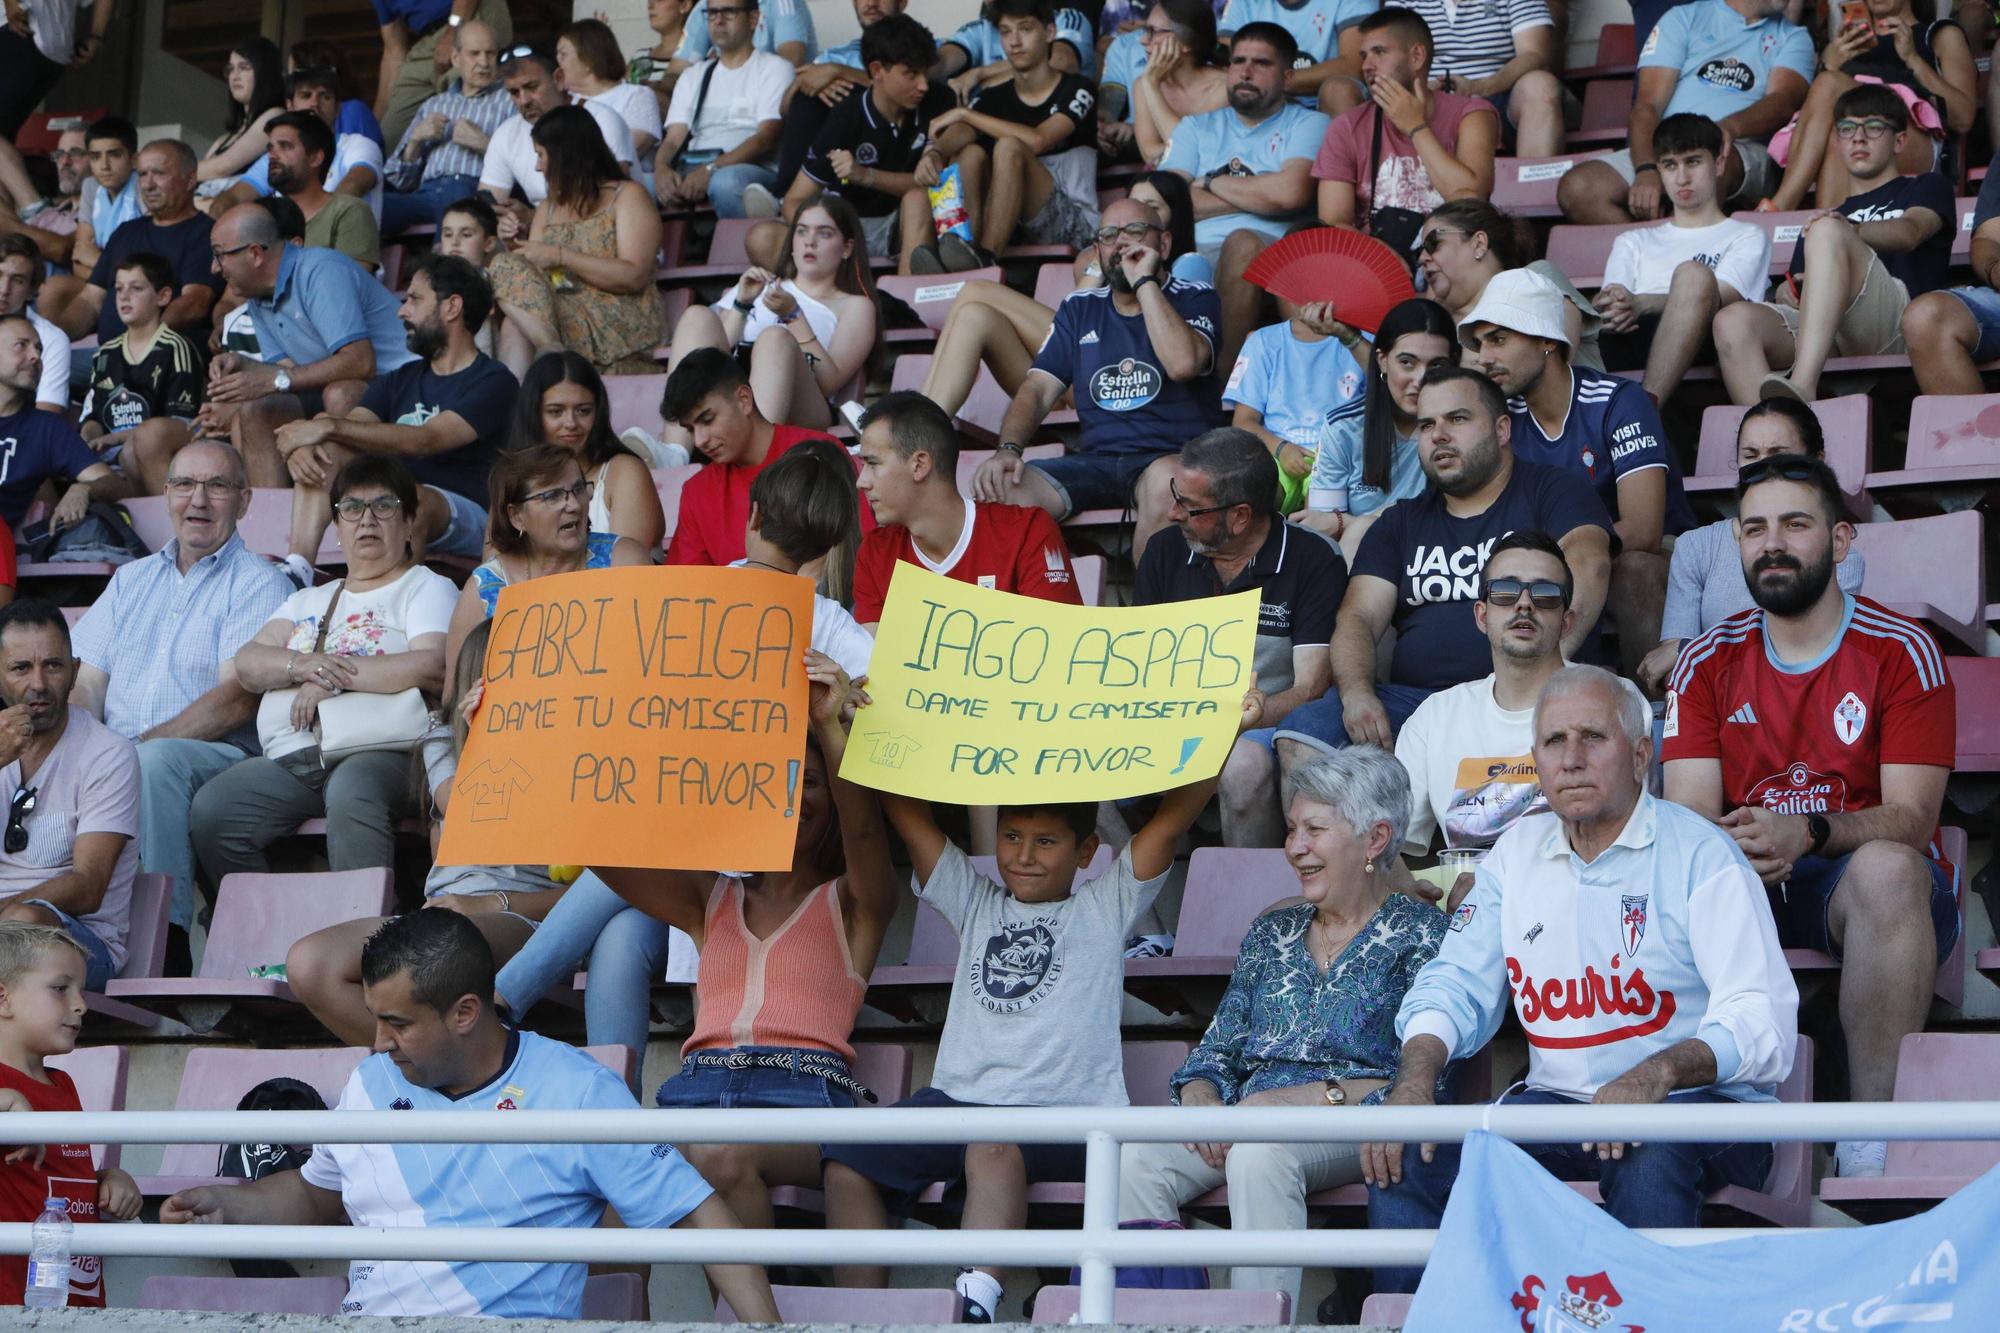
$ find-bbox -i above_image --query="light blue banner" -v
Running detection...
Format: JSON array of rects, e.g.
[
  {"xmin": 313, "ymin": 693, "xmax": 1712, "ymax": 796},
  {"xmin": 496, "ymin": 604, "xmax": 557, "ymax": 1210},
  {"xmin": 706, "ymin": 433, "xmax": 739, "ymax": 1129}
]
[{"xmin": 1407, "ymin": 1131, "xmax": 1995, "ymax": 1331}]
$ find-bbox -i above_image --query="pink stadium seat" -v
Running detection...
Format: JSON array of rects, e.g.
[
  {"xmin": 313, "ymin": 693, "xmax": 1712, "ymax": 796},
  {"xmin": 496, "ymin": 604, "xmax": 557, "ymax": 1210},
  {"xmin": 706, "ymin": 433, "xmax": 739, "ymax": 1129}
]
[
  {"xmin": 106, "ymin": 869, "xmax": 394, "ymax": 1034},
  {"xmin": 653, "ymin": 463, "xmax": 702, "ymax": 548},
  {"xmin": 134, "ymin": 1045, "xmax": 370, "ymax": 1196},
  {"xmin": 1032, "ymin": 1285, "xmax": 1291, "ymax": 1324},
  {"xmin": 45, "ymin": 1044, "xmax": 128, "ymax": 1170},
  {"xmin": 1689, "ymin": 396, "xmax": 1871, "ymax": 517},
  {"xmin": 661, "ymin": 217, "xmax": 757, "ymax": 282},
  {"xmin": 1568, "ymin": 79, "xmax": 1633, "ymax": 145},
  {"xmin": 87, "ymin": 871, "xmax": 171, "ymax": 1030},
  {"xmin": 139, "ymin": 1275, "xmax": 349, "ymax": 1315},
  {"xmin": 1360, "ymin": 1292, "xmax": 1413, "ymax": 1328},
  {"xmin": 889, "ymin": 354, "xmax": 1077, "ymax": 442},
  {"xmin": 121, "ymin": 495, "xmax": 174, "ymax": 550},
  {"xmin": 1951, "ymin": 658, "xmax": 2000, "ymax": 770},
  {"xmin": 1034, "ymin": 260, "xmax": 1079, "ymax": 309},
  {"xmin": 765, "ymin": 1042, "xmax": 917, "ymax": 1213},
  {"xmin": 718, "ymin": 1283, "xmax": 962, "ymax": 1322},
  {"xmin": 1844, "ymin": 514, "xmax": 1988, "ymax": 655},
  {"xmin": 1819, "ymin": 1032, "xmax": 2000, "ymax": 1219},
  {"xmin": 582, "ymin": 1042, "xmax": 638, "ymax": 1092},
  {"xmin": 1073, "ymin": 553, "xmax": 1106, "ymax": 606},
  {"xmin": 581, "ymin": 1273, "xmax": 645, "ymax": 1320},
  {"xmin": 1491, "ymin": 153, "xmax": 1611, "ymax": 217},
  {"xmin": 1865, "ymin": 393, "xmax": 2000, "ymax": 512},
  {"xmin": 1782, "ymin": 828, "xmax": 1967, "ymax": 1009},
  {"xmin": 606, "ymin": 372, "xmax": 669, "ymax": 439},
  {"xmin": 1125, "ymin": 847, "xmax": 1299, "ymax": 982},
  {"xmin": 60, "ymin": 606, "xmax": 86, "ymax": 627},
  {"xmin": 1568, "ymin": 22, "xmax": 1636, "ymax": 79},
  {"xmin": 878, "ymin": 269, "xmax": 1005, "ymax": 333}
]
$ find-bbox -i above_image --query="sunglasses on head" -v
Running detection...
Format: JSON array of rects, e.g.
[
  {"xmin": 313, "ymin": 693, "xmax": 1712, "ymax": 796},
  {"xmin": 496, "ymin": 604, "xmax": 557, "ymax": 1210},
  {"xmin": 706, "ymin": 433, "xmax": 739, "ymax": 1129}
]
[
  {"xmin": 5, "ymin": 786, "xmax": 36, "ymax": 856},
  {"xmin": 1481, "ymin": 577, "xmax": 1567, "ymax": 610},
  {"xmin": 1737, "ymin": 456, "xmax": 1820, "ymax": 487}
]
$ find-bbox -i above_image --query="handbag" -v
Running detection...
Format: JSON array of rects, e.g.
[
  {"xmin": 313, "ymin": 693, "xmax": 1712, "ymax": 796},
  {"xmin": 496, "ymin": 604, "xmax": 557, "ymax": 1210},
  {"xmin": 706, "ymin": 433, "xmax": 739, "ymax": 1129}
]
[
  {"xmin": 306, "ymin": 580, "xmax": 438, "ymax": 766},
  {"xmin": 1365, "ymin": 105, "xmax": 1426, "ymax": 269}
]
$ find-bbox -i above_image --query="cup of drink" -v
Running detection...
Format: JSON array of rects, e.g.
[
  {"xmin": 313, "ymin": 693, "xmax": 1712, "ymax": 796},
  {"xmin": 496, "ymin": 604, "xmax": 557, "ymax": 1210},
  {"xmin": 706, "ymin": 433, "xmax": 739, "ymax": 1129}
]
[{"xmin": 1436, "ymin": 847, "xmax": 1485, "ymax": 896}]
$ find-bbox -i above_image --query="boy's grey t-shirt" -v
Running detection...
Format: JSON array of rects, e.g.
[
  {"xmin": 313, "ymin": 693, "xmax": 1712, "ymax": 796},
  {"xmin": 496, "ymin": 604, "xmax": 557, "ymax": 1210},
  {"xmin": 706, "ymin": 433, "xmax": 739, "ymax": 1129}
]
[{"xmin": 921, "ymin": 841, "xmax": 1167, "ymax": 1107}]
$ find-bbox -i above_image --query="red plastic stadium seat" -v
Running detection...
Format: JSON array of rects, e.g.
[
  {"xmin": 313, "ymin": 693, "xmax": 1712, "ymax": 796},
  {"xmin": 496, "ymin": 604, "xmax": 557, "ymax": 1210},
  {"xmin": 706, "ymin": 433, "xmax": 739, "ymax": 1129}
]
[
  {"xmin": 1690, "ymin": 396, "xmax": 1871, "ymax": 517},
  {"xmin": 1819, "ymin": 1032, "xmax": 2000, "ymax": 1219},
  {"xmin": 139, "ymin": 1275, "xmax": 348, "ymax": 1315},
  {"xmin": 1865, "ymin": 393, "xmax": 2000, "ymax": 512},
  {"xmin": 132, "ymin": 1045, "xmax": 370, "ymax": 1196},
  {"xmin": 877, "ymin": 269, "xmax": 1005, "ymax": 333},
  {"xmin": 605, "ymin": 372, "xmax": 669, "ymax": 439},
  {"xmin": 1844, "ymin": 514, "xmax": 1988, "ymax": 655},
  {"xmin": 1033, "ymin": 1286, "xmax": 1291, "ymax": 1324},
  {"xmin": 1568, "ymin": 23, "xmax": 1636, "ymax": 80},
  {"xmin": 45, "ymin": 1045, "xmax": 128, "ymax": 1170},
  {"xmin": 106, "ymin": 869, "xmax": 394, "ymax": 1034},
  {"xmin": 1360, "ymin": 1293, "xmax": 1413, "ymax": 1328},
  {"xmin": 1568, "ymin": 79, "xmax": 1633, "ymax": 145},
  {"xmin": 1492, "ymin": 153, "xmax": 1611, "ymax": 217},
  {"xmin": 718, "ymin": 1284, "xmax": 963, "ymax": 1322},
  {"xmin": 1951, "ymin": 659, "xmax": 2000, "ymax": 770}
]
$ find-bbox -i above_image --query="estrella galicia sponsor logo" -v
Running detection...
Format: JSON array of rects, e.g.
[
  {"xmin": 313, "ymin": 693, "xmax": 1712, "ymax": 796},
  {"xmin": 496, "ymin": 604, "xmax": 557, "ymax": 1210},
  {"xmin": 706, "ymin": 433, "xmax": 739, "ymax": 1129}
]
[
  {"xmin": 1088, "ymin": 356, "xmax": 1164, "ymax": 412},
  {"xmin": 973, "ymin": 919, "xmax": 1063, "ymax": 1012},
  {"xmin": 1694, "ymin": 57, "xmax": 1754, "ymax": 91}
]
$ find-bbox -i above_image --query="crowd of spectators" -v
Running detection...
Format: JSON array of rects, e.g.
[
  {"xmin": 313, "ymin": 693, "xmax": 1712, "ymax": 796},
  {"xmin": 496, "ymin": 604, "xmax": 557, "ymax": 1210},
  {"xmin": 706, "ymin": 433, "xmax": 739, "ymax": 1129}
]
[{"xmin": 0, "ymin": 0, "xmax": 1993, "ymax": 1319}]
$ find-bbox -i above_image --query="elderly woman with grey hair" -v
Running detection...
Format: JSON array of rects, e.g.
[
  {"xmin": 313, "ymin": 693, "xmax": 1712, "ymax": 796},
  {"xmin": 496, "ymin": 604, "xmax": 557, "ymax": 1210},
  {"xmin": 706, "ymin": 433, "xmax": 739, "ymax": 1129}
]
[{"xmin": 1118, "ymin": 745, "xmax": 1449, "ymax": 1314}]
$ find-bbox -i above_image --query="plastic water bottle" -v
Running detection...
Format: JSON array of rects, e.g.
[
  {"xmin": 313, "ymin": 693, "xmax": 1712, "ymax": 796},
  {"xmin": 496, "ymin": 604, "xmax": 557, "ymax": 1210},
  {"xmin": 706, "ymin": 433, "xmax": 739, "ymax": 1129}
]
[{"xmin": 23, "ymin": 1196, "xmax": 71, "ymax": 1308}]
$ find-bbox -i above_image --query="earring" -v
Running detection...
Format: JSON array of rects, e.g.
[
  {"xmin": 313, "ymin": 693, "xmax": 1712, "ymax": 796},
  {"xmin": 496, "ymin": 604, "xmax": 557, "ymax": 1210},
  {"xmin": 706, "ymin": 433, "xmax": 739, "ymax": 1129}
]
[{"xmin": 1365, "ymin": 858, "xmax": 1376, "ymax": 875}]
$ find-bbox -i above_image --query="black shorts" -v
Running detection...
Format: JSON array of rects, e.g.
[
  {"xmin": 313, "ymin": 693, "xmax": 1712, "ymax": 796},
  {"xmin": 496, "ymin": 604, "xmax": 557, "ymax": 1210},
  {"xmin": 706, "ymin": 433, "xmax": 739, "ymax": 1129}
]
[{"xmin": 820, "ymin": 1086, "xmax": 1088, "ymax": 1210}]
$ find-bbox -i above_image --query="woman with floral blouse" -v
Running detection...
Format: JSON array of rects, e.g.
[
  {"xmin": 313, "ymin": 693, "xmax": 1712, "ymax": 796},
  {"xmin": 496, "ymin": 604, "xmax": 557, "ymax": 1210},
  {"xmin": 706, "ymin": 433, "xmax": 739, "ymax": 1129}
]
[{"xmin": 1119, "ymin": 746, "xmax": 1447, "ymax": 1314}]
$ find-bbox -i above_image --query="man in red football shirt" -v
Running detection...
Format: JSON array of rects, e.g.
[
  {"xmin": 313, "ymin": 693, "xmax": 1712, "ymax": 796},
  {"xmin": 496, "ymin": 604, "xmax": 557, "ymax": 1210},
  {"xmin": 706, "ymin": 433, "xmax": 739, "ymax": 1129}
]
[
  {"xmin": 662, "ymin": 348, "xmax": 862, "ymax": 567},
  {"xmin": 1662, "ymin": 456, "xmax": 1956, "ymax": 1181},
  {"xmin": 851, "ymin": 389, "xmax": 1082, "ymax": 629}
]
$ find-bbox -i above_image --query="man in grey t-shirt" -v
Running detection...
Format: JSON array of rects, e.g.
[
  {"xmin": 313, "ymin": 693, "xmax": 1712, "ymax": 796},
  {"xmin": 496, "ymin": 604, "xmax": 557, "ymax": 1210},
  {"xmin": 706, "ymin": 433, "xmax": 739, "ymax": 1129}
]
[{"xmin": 824, "ymin": 697, "xmax": 1256, "ymax": 1321}]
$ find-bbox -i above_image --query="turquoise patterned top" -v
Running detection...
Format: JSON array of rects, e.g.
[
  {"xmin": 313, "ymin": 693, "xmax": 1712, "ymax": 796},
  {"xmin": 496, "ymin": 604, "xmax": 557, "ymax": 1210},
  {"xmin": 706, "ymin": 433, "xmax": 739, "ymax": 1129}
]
[
  {"xmin": 1174, "ymin": 894, "xmax": 1447, "ymax": 1104},
  {"xmin": 472, "ymin": 532, "xmax": 620, "ymax": 616}
]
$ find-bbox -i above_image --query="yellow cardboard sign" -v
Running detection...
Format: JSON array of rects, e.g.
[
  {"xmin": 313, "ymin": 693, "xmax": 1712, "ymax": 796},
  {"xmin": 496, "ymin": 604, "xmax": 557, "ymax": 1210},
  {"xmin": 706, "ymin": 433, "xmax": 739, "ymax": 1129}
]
[
  {"xmin": 842, "ymin": 564, "xmax": 1258, "ymax": 802},
  {"xmin": 437, "ymin": 566, "xmax": 813, "ymax": 871}
]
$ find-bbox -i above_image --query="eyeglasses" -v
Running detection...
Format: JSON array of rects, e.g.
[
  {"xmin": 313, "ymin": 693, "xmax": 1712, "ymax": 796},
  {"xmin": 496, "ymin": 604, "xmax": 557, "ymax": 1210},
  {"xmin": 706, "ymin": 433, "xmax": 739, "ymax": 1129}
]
[
  {"xmin": 1141, "ymin": 22, "xmax": 1179, "ymax": 36},
  {"xmin": 1169, "ymin": 478, "xmax": 1235, "ymax": 518},
  {"xmin": 706, "ymin": 3, "xmax": 758, "ymax": 15},
  {"xmin": 1481, "ymin": 577, "xmax": 1568, "ymax": 610},
  {"xmin": 1737, "ymin": 456, "xmax": 1821, "ymax": 487},
  {"xmin": 165, "ymin": 476, "xmax": 244, "ymax": 499},
  {"xmin": 334, "ymin": 496, "xmax": 405, "ymax": 522},
  {"xmin": 1418, "ymin": 228, "xmax": 1467, "ymax": 255},
  {"xmin": 1093, "ymin": 220, "xmax": 1160, "ymax": 245},
  {"xmin": 521, "ymin": 479, "xmax": 590, "ymax": 507},
  {"xmin": 5, "ymin": 786, "xmax": 36, "ymax": 856},
  {"xmin": 1833, "ymin": 118, "xmax": 1896, "ymax": 140},
  {"xmin": 211, "ymin": 242, "xmax": 258, "ymax": 261}
]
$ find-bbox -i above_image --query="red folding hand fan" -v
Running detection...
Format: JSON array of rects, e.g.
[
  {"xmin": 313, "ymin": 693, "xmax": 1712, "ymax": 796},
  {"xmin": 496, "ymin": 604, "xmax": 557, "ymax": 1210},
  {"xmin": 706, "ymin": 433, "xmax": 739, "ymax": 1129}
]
[{"xmin": 1241, "ymin": 230, "xmax": 1417, "ymax": 334}]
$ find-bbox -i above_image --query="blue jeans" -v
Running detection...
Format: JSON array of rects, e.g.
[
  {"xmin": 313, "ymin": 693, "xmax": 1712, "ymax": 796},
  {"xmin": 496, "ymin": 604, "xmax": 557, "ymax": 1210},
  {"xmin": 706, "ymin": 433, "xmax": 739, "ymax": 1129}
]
[
  {"xmin": 381, "ymin": 172, "xmax": 483, "ymax": 237},
  {"xmin": 27, "ymin": 902, "xmax": 115, "ymax": 990},
  {"xmin": 1273, "ymin": 681, "xmax": 1435, "ymax": 756},
  {"xmin": 138, "ymin": 738, "xmax": 248, "ymax": 929},
  {"xmin": 655, "ymin": 1046, "xmax": 858, "ymax": 1109},
  {"xmin": 494, "ymin": 870, "xmax": 672, "ymax": 1056},
  {"xmin": 1368, "ymin": 1088, "xmax": 1774, "ymax": 1294},
  {"xmin": 679, "ymin": 151, "xmax": 780, "ymax": 218}
]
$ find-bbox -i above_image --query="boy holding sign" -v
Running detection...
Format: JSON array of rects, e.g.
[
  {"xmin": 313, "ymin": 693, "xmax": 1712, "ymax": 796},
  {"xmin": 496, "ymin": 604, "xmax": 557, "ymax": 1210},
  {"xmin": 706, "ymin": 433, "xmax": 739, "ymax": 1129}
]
[{"xmin": 822, "ymin": 689, "xmax": 1260, "ymax": 1321}]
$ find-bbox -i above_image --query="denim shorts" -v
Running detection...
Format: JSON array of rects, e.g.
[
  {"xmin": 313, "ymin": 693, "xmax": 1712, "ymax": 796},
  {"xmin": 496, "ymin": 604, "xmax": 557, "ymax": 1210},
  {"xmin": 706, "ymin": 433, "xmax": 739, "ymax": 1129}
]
[
  {"xmin": 1941, "ymin": 285, "xmax": 2000, "ymax": 361},
  {"xmin": 26, "ymin": 900, "xmax": 115, "ymax": 991},
  {"xmin": 1028, "ymin": 450, "xmax": 1161, "ymax": 517},
  {"xmin": 654, "ymin": 1045, "xmax": 859, "ymax": 1110},
  {"xmin": 820, "ymin": 1086, "xmax": 1087, "ymax": 1210},
  {"xmin": 1770, "ymin": 852, "xmax": 1960, "ymax": 965},
  {"xmin": 426, "ymin": 485, "xmax": 488, "ymax": 559}
]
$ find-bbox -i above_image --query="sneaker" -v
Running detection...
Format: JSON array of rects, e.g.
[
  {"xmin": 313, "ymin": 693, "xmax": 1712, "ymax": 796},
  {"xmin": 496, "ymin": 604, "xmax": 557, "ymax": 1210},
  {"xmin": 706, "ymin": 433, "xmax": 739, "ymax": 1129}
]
[
  {"xmin": 741, "ymin": 183, "xmax": 780, "ymax": 218},
  {"xmin": 1758, "ymin": 372, "xmax": 1808, "ymax": 404},
  {"xmin": 938, "ymin": 233, "xmax": 996, "ymax": 272},
  {"xmin": 956, "ymin": 1295, "xmax": 994, "ymax": 1324},
  {"xmin": 1835, "ymin": 1140, "xmax": 1887, "ymax": 1177},
  {"xmin": 909, "ymin": 242, "xmax": 948, "ymax": 274}
]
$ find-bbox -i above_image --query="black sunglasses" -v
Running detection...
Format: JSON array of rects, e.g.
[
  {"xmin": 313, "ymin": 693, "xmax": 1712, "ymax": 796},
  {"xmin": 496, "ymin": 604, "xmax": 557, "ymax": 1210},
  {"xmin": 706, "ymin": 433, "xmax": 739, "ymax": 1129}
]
[
  {"xmin": 1737, "ymin": 456, "xmax": 1820, "ymax": 488},
  {"xmin": 5, "ymin": 786, "xmax": 36, "ymax": 856},
  {"xmin": 1481, "ymin": 577, "xmax": 1568, "ymax": 610}
]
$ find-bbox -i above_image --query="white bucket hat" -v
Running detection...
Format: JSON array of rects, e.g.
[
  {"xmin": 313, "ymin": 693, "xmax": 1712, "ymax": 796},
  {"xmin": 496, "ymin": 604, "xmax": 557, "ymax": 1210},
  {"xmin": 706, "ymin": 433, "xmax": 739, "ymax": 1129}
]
[{"xmin": 1457, "ymin": 267, "xmax": 1571, "ymax": 353}]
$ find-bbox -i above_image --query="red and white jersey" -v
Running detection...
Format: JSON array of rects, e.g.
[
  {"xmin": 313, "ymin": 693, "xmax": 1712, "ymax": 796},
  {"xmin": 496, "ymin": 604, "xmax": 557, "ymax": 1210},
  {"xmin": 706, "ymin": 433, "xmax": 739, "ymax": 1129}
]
[
  {"xmin": 852, "ymin": 501, "xmax": 1083, "ymax": 625},
  {"xmin": 1662, "ymin": 595, "xmax": 1955, "ymax": 868}
]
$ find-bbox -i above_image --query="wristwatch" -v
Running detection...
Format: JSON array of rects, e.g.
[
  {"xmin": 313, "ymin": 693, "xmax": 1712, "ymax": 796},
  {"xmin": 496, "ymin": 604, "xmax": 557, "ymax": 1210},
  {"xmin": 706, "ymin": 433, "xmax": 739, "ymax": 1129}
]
[
  {"xmin": 1322, "ymin": 1081, "xmax": 1347, "ymax": 1106},
  {"xmin": 1133, "ymin": 273, "xmax": 1161, "ymax": 293},
  {"xmin": 448, "ymin": 12, "xmax": 464, "ymax": 27},
  {"xmin": 272, "ymin": 369, "xmax": 292, "ymax": 394},
  {"xmin": 1804, "ymin": 812, "xmax": 1832, "ymax": 858},
  {"xmin": 998, "ymin": 441, "xmax": 1024, "ymax": 456}
]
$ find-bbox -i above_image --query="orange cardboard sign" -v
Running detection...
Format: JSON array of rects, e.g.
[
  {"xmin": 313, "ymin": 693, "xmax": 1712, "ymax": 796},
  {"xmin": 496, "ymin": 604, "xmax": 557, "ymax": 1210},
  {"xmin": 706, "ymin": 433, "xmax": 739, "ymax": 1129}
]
[{"xmin": 436, "ymin": 566, "xmax": 814, "ymax": 872}]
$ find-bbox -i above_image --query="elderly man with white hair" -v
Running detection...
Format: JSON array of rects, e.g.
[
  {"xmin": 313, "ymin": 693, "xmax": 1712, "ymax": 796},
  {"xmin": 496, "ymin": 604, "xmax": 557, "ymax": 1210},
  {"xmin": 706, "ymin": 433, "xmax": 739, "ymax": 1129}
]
[{"xmin": 1361, "ymin": 664, "xmax": 1798, "ymax": 1296}]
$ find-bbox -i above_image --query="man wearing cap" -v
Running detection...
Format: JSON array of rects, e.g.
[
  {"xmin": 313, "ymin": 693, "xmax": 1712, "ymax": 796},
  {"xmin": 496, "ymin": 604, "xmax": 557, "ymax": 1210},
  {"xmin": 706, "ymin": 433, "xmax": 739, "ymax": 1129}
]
[{"xmin": 1462, "ymin": 267, "xmax": 1696, "ymax": 677}]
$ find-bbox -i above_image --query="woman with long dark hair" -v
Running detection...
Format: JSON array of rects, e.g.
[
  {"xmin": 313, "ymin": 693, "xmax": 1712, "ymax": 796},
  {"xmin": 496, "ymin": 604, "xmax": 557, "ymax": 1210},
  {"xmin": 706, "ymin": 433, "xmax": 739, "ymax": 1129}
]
[
  {"xmin": 198, "ymin": 37, "xmax": 286, "ymax": 186},
  {"xmin": 487, "ymin": 106, "xmax": 664, "ymax": 374},
  {"xmin": 664, "ymin": 191, "xmax": 878, "ymax": 439},
  {"xmin": 510, "ymin": 351, "xmax": 667, "ymax": 552},
  {"xmin": 1296, "ymin": 298, "xmax": 1454, "ymax": 551}
]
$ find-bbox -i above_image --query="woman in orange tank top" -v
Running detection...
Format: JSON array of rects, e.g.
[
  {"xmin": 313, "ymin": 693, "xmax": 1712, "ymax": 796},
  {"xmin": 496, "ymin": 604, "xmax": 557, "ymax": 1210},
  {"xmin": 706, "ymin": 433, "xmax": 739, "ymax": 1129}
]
[{"xmin": 595, "ymin": 655, "xmax": 898, "ymax": 1230}]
